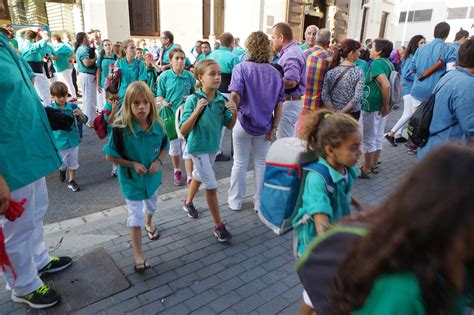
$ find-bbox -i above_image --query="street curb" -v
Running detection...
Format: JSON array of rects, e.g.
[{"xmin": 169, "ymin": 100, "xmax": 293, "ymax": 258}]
[{"xmin": 43, "ymin": 172, "xmax": 247, "ymax": 235}]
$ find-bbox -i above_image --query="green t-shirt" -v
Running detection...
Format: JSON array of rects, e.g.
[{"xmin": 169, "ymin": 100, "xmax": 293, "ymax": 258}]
[
  {"xmin": 291, "ymin": 157, "xmax": 360, "ymax": 257},
  {"xmin": 179, "ymin": 89, "xmax": 233, "ymax": 154},
  {"xmin": 146, "ymin": 67, "xmax": 159, "ymax": 96},
  {"xmin": 52, "ymin": 102, "xmax": 80, "ymax": 150},
  {"xmin": 116, "ymin": 58, "xmax": 147, "ymax": 100},
  {"xmin": 352, "ymin": 271, "xmax": 470, "ymax": 315},
  {"xmin": 157, "ymin": 69, "xmax": 196, "ymax": 111},
  {"xmin": 103, "ymin": 120, "xmax": 168, "ymax": 200},
  {"xmin": 53, "ymin": 43, "xmax": 74, "ymax": 72},
  {"xmin": 0, "ymin": 32, "xmax": 61, "ymax": 191},
  {"xmin": 96, "ymin": 54, "xmax": 117, "ymax": 87},
  {"xmin": 208, "ymin": 46, "xmax": 239, "ymax": 74},
  {"xmin": 17, "ymin": 37, "xmax": 47, "ymax": 62},
  {"xmin": 76, "ymin": 44, "xmax": 96, "ymax": 74},
  {"xmin": 354, "ymin": 59, "xmax": 370, "ymax": 82},
  {"xmin": 196, "ymin": 52, "xmax": 211, "ymax": 63},
  {"xmin": 362, "ymin": 58, "xmax": 392, "ymax": 112}
]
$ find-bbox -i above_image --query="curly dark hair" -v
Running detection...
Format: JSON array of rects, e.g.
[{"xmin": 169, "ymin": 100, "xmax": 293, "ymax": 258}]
[
  {"xmin": 331, "ymin": 143, "xmax": 474, "ymax": 315},
  {"xmin": 403, "ymin": 35, "xmax": 425, "ymax": 60}
]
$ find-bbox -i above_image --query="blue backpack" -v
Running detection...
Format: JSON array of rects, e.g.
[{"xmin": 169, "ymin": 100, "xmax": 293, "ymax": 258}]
[{"xmin": 259, "ymin": 137, "xmax": 336, "ymax": 235}]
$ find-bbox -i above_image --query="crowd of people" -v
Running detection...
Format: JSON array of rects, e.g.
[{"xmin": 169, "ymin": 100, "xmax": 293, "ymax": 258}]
[{"xmin": 1, "ymin": 1, "xmax": 474, "ymax": 311}]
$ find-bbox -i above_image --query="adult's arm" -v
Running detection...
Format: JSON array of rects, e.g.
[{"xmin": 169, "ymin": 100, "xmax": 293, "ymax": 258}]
[{"xmin": 375, "ymin": 74, "xmax": 390, "ymax": 117}]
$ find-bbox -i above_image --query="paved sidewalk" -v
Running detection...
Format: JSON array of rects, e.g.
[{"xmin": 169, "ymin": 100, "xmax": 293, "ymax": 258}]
[{"xmin": 0, "ymin": 112, "xmax": 417, "ymax": 314}]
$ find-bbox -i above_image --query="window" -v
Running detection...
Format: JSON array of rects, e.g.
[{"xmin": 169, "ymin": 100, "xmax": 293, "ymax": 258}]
[
  {"xmin": 447, "ymin": 7, "xmax": 468, "ymax": 20},
  {"xmin": 128, "ymin": 0, "xmax": 159, "ymax": 37},
  {"xmin": 413, "ymin": 9, "xmax": 432, "ymax": 22},
  {"xmin": 379, "ymin": 12, "xmax": 389, "ymax": 38},
  {"xmin": 398, "ymin": 9, "xmax": 432, "ymax": 23},
  {"xmin": 202, "ymin": 0, "xmax": 225, "ymax": 39},
  {"xmin": 470, "ymin": 7, "xmax": 474, "ymax": 19}
]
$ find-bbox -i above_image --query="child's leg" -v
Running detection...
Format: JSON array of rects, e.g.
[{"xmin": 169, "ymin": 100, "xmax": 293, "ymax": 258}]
[
  {"xmin": 68, "ymin": 146, "xmax": 80, "ymax": 182},
  {"xmin": 185, "ymin": 178, "xmax": 201, "ymax": 204},
  {"xmin": 169, "ymin": 139, "xmax": 182, "ymax": 170},
  {"xmin": 68, "ymin": 169, "xmax": 76, "ymax": 181},
  {"xmin": 206, "ymin": 189, "xmax": 221, "ymax": 225},
  {"xmin": 125, "ymin": 199, "xmax": 146, "ymax": 265},
  {"xmin": 184, "ymin": 159, "xmax": 193, "ymax": 180},
  {"xmin": 171, "ymin": 155, "xmax": 180, "ymax": 170},
  {"xmin": 143, "ymin": 191, "xmax": 159, "ymax": 233}
]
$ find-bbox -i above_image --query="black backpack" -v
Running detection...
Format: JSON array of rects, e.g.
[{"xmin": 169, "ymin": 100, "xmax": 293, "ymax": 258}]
[
  {"xmin": 296, "ymin": 222, "xmax": 369, "ymax": 315},
  {"xmin": 407, "ymin": 79, "xmax": 457, "ymax": 148}
]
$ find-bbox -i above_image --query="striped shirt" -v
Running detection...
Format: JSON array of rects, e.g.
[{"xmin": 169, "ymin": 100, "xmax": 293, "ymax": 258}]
[{"xmin": 302, "ymin": 45, "xmax": 333, "ymax": 110}]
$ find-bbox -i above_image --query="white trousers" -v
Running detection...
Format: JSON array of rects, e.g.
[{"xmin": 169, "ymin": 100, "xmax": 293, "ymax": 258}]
[
  {"xmin": 191, "ymin": 154, "xmax": 218, "ymax": 189},
  {"xmin": 277, "ymin": 99, "xmax": 302, "ymax": 139},
  {"xmin": 59, "ymin": 146, "xmax": 80, "ymax": 170},
  {"xmin": 361, "ymin": 111, "xmax": 386, "ymax": 153},
  {"xmin": 79, "ymin": 72, "xmax": 97, "ymax": 126},
  {"xmin": 56, "ymin": 69, "xmax": 77, "ymax": 99},
  {"xmin": 125, "ymin": 190, "xmax": 158, "ymax": 227},
  {"xmin": 2, "ymin": 178, "xmax": 50, "ymax": 296},
  {"xmin": 228, "ymin": 120, "xmax": 270, "ymax": 211},
  {"xmin": 34, "ymin": 71, "xmax": 51, "ymax": 107},
  {"xmin": 390, "ymin": 94, "xmax": 413, "ymax": 135}
]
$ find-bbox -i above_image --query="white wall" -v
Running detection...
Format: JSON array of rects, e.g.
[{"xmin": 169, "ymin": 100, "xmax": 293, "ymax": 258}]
[
  {"xmin": 159, "ymin": 0, "xmax": 202, "ymax": 52},
  {"xmin": 104, "ymin": 0, "xmax": 130, "ymax": 42},
  {"xmin": 82, "ymin": 0, "xmax": 107, "ymax": 35},
  {"xmin": 396, "ymin": 0, "xmax": 474, "ymax": 46}
]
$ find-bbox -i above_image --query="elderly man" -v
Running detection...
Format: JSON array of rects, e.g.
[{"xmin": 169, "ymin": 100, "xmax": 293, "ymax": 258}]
[
  {"xmin": 300, "ymin": 25, "xmax": 319, "ymax": 51},
  {"xmin": 272, "ymin": 22, "xmax": 306, "ymax": 139},
  {"xmin": 297, "ymin": 29, "xmax": 333, "ymax": 135}
]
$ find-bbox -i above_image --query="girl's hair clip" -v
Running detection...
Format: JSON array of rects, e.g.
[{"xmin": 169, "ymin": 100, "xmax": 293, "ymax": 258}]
[{"xmin": 324, "ymin": 113, "xmax": 332, "ymax": 119}]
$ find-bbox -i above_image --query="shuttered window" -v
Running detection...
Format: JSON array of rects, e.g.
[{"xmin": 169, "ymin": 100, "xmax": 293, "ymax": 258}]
[
  {"xmin": 128, "ymin": 0, "xmax": 159, "ymax": 37},
  {"xmin": 202, "ymin": 0, "xmax": 225, "ymax": 39}
]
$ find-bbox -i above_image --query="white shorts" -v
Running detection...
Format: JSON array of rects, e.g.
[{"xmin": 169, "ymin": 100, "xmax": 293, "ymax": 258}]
[
  {"xmin": 360, "ymin": 111, "xmax": 378, "ymax": 153},
  {"xmin": 191, "ymin": 153, "xmax": 217, "ymax": 189},
  {"xmin": 169, "ymin": 138, "xmax": 191, "ymax": 159},
  {"xmin": 60, "ymin": 146, "xmax": 79, "ymax": 170},
  {"xmin": 303, "ymin": 289, "xmax": 314, "ymax": 308},
  {"xmin": 125, "ymin": 190, "xmax": 159, "ymax": 227}
]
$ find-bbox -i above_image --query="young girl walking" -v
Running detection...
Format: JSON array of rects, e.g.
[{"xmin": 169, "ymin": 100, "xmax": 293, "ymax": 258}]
[
  {"xmin": 157, "ymin": 47, "xmax": 196, "ymax": 186},
  {"xmin": 96, "ymin": 39, "xmax": 117, "ymax": 107},
  {"xmin": 179, "ymin": 59, "xmax": 237, "ymax": 241},
  {"xmin": 103, "ymin": 81, "xmax": 168, "ymax": 272},
  {"xmin": 291, "ymin": 109, "xmax": 363, "ymax": 315},
  {"xmin": 114, "ymin": 39, "xmax": 147, "ymax": 102}
]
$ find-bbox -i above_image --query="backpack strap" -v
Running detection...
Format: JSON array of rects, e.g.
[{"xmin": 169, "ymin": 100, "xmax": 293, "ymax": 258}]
[
  {"xmin": 303, "ymin": 162, "xmax": 336, "ymax": 198},
  {"xmin": 112, "ymin": 127, "xmax": 133, "ymax": 179},
  {"xmin": 329, "ymin": 65, "xmax": 354, "ymax": 95}
]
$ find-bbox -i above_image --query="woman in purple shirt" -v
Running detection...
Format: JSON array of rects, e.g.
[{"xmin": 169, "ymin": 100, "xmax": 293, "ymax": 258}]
[{"xmin": 227, "ymin": 31, "xmax": 284, "ymax": 212}]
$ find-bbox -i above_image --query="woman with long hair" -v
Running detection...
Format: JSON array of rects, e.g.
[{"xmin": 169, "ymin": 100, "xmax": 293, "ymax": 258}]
[
  {"xmin": 332, "ymin": 143, "xmax": 474, "ymax": 315},
  {"xmin": 385, "ymin": 35, "xmax": 426, "ymax": 149},
  {"xmin": 227, "ymin": 31, "xmax": 284, "ymax": 213},
  {"xmin": 322, "ymin": 39, "xmax": 365, "ymax": 120}
]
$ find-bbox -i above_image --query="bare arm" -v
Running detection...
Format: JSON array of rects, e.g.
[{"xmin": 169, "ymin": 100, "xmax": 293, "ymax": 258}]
[
  {"xmin": 179, "ymin": 99, "xmax": 208, "ymax": 136},
  {"xmin": 313, "ymin": 213, "xmax": 331, "ymax": 235},
  {"xmin": 230, "ymin": 91, "xmax": 240, "ymax": 107}
]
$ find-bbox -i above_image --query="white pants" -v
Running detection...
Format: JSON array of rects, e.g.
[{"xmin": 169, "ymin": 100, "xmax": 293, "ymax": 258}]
[
  {"xmin": 411, "ymin": 95, "xmax": 423, "ymax": 110},
  {"xmin": 125, "ymin": 191, "xmax": 159, "ymax": 227},
  {"xmin": 34, "ymin": 71, "xmax": 51, "ymax": 107},
  {"xmin": 97, "ymin": 89, "xmax": 106, "ymax": 111},
  {"xmin": 228, "ymin": 120, "xmax": 270, "ymax": 211},
  {"xmin": 56, "ymin": 69, "xmax": 77, "ymax": 99},
  {"xmin": 191, "ymin": 153, "xmax": 217, "ymax": 189},
  {"xmin": 79, "ymin": 72, "xmax": 97, "ymax": 126},
  {"xmin": 59, "ymin": 146, "xmax": 80, "ymax": 170},
  {"xmin": 390, "ymin": 94, "xmax": 413, "ymax": 135},
  {"xmin": 2, "ymin": 178, "xmax": 50, "ymax": 296},
  {"xmin": 169, "ymin": 138, "xmax": 191, "ymax": 159},
  {"xmin": 359, "ymin": 111, "xmax": 379, "ymax": 153},
  {"xmin": 375, "ymin": 114, "xmax": 387, "ymax": 151},
  {"xmin": 277, "ymin": 99, "xmax": 302, "ymax": 139}
]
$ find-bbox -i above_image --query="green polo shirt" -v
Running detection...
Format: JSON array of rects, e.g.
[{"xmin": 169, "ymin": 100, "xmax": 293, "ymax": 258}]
[
  {"xmin": 9, "ymin": 37, "xmax": 18, "ymax": 49},
  {"xmin": 300, "ymin": 43, "xmax": 308, "ymax": 51},
  {"xmin": 102, "ymin": 101, "xmax": 114, "ymax": 136},
  {"xmin": 179, "ymin": 89, "xmax": 233, "ymax": 154},
  {"xmin": 232, "ymin": 47, "xmax": 246, "ymax": 57},
  {"xmin": 53, "ymin": 43, "xmax": 74, "ymax": 72},
  {"xmin": 51, "ymin": 102, "xmax": 80, "ymax": 150},
  {"xmin": 76, "ymin": 44, "xmax": 96, "ymax": 74},
  {"xmin": 96, "ymin": 54, "xmax": 117, "ymax": 87},
  {"xmin": 103, "ymin": 120, "xmax": 169, "ymax": 200},
  {"xmin": 157, "ymin": 69, "xmax": 196, "ymax": 111},
  {"xmin": 292, "ymin": 157, "xmax": 360, "ymax": 257},
  {"xmin": 116, "ymin": 58, "xmax": 147, "ymax": 100},
  {"xmin": 0, "ymin": 33, "xmax": 62, "ymax": 191},
  {"xmin": 17, "ymin": 36, "xmax": 47, "ymax": 62},
  {"xmin": 362, "ymin": 58, "xmax": 392, "ymax": 112},
  {"xmin": 352, "ymin": 271, "xmax": 469, "ymax": 315},
  {"xmin": 196, "ymin": 52, "xmax": 211, "ymax": 63},
  {"xmin": 161, "ymin": 43, "xmax": 176, "ymax": 64},
  {"xmin": 208, "ymin": 46, "xmax": 239, "ymax": 74}
]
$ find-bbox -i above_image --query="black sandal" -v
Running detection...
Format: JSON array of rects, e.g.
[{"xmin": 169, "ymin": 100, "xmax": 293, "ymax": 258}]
[
  {"xmin": 359, "ymin": 167, "xmax": 371, "ymax": 179},
  {"xmin": 145, "ymin": 226, "xmax": 160, "ymax": 240},
  {"xmin": 134, "ymin": 260, "xmax": 151, "ymax": 273}
]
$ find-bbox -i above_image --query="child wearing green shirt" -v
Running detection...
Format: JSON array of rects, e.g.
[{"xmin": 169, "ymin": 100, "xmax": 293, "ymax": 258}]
[{"xmin": 50, "ymin": 82, "xmax": 88, "ymax": 192}]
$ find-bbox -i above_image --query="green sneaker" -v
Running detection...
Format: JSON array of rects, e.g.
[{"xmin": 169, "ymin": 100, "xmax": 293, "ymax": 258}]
[
  {"xmin": 12, "ymin": 284, "xmax": 60, "ymax": 309},
  {"xmin": 38, "ymin": 256, "xmax": 73, "ymax": 276}
]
